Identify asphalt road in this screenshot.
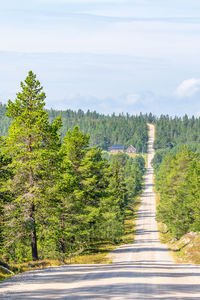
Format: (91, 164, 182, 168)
(1, 124, 200, 299)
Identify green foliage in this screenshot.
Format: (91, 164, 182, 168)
(0, 72, 146, 264)
(0, 103, 11, 136)
(0, 71, 61, 262)
(49, 111, 148, 152)
(109, 153, 145, 201)
(0, 105, 148, 153)
(156, 147, 200, 239)
(152, 115, 200, 241)
(98, 152, 145, 243)
(151, 114, 200, 172)
(154, 115, 200, 151)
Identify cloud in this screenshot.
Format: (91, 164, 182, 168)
(175, 78, 200, 98)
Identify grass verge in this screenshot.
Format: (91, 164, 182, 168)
(120, 197, 141, 245)
(158, 223, 200, 264)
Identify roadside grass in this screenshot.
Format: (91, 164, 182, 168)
(65, 242, 115, 265)
(158, 222, 200, 264)
(120, 197, 141, 245)
(0, 242, 115, 282)
(0, 271, 12, 282)
(0, 260, 64, 282)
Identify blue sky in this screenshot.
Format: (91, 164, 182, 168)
(1, 0, 200, 116)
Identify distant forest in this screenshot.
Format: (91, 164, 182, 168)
(152, 115, 200, 170)
(1, 102, 200, 157)
(0, 102, 148, 153)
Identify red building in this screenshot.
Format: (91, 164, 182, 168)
(126, 145, 136, 153)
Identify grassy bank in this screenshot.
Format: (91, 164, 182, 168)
(158, 223, 200, 264)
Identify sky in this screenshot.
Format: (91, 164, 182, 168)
(0, 0, 200, 116)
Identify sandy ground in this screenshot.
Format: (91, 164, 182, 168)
(1, 124, 200, 299)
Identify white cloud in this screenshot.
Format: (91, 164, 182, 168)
(175, 78, 200, 98)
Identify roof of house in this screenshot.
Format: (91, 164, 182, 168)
(127, 145, 136, 149)
(111, 145, 124, 150)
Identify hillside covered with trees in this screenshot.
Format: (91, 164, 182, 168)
(152, 115, 200, 170)
(0, 104, 148, 153)
(0, 72, 145, 263)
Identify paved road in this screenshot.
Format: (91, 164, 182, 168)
(1, 123, 200, 299)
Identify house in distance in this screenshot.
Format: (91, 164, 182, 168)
(126, 145, 136, 154)
(110, 145, 124, 153)
(110, 144, 136, 154)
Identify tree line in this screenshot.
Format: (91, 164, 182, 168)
(154, 114, 200, 150)
(152, 114, 200, 171)
(0, 71, 145, 263)
(0, 105, 148, 154)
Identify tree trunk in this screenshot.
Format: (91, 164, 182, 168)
(30, 202, 38, 261)
(60, 211, 66, 254)
(28, 136, 38, 261)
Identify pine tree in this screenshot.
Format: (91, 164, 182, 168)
(156, 147, 199, 238)
(53, 126, 111, 257)
(1, 71, 61, 261)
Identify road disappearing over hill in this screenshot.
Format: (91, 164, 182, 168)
(1, 123, 200, 299)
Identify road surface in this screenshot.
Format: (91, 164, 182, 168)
(1, 123, 200, 299)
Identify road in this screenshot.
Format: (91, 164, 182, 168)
(1, 123, 200, 299)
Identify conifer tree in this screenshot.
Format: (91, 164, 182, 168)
(156, 147, 199, 238)
(1, 71, 61, 261)
(53, 126, 111, 257)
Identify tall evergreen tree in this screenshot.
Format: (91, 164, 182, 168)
(1, 71, 61, 261)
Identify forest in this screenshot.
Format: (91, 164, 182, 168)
(0, 105, 148, 153)
(0, 72, 145, 263)
(152, 115, 200, 171)
(155, 146, 200, 239)
(153, 116, 200, 241)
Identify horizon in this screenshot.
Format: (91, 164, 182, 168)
(0, 99, 199, 119)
